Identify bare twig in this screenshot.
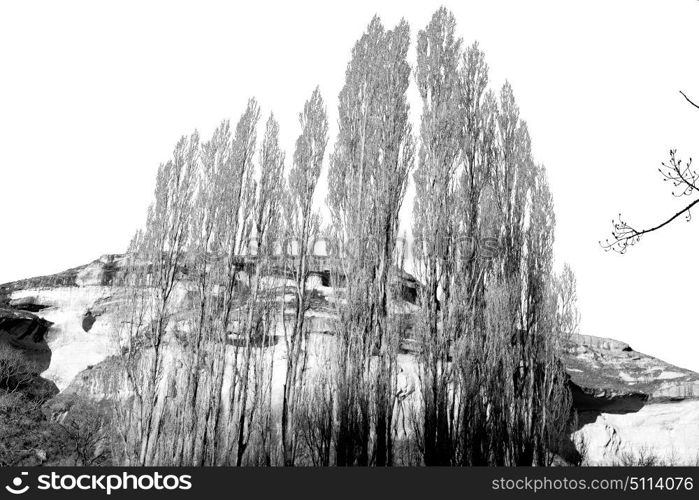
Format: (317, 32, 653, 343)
(601, 197, 699, 253)
(680, 90, 699, 111)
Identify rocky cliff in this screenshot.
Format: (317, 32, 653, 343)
(2, 255, 698, 465)
(565, 334, 699, 464)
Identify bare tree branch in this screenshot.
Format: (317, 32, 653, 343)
(680, 90, 699, 111)
(601, 197, 699, 253)
(602, 88, 699, 253)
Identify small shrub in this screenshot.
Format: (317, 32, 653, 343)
(56, 397, 112, 466)
(616, 446, 663, 466)
(0, 345, 35, 394)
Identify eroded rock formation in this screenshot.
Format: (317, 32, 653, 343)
(565, 333, 699, 464)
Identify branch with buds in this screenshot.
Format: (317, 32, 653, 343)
(601, 91, 698, 253)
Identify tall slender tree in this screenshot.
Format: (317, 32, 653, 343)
(413, 7, 463, 465)
(281, 87, 328, 465)
(328, 16, 414, 465)
(116, 131, 199, 466)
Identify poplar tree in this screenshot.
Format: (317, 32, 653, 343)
(413, 7, 463, 465)
(328, 16, 413, 465)
(117, 131, 199, 465)
(281, 87, 328, 465)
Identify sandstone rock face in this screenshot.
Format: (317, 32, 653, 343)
(565, 333, 699, 465)
(0, 307, 53, 371)
(8, 287, 117, 391)
(0, 308, 53, 344)
(565, 333, 699, 404)
(1, 257, 122, 391)
(2, 256, 698, 465)
(574, 401, 699, 465)
(0, 308, 59, 399)
(63, 355, 129, 401)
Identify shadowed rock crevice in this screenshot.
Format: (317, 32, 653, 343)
(0, 308, 53, 373)
(82, 311, 96, 332)
(8, 296, 51, 313)
(569, 381, 648, 415)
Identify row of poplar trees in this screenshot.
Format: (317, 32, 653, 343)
(113, 7, 578, 466)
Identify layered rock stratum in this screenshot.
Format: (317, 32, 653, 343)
(566, 334, 699, 464)
(2, 255, 698, 465)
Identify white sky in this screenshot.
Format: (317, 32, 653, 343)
(1, 0, 698, 371)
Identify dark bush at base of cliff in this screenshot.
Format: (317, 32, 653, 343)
(0, 392, 65, 466)
(0, 390, 113, 466)
(0, 344, 112, 466)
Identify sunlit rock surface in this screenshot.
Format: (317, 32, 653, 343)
(565, 333, 699, 464)
(0, 255, 124, 391)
